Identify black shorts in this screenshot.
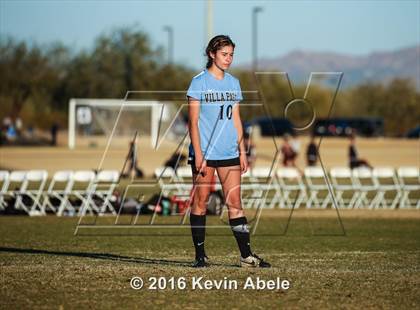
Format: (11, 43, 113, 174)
(188, 156, 240, 173)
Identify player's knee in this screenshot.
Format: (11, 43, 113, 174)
(226, 196, 241, 209)
(191, 206, 206, 216)
(228, 206, 243, 218)
(226, 197, 243, 216)
(193, 193, 209, 210)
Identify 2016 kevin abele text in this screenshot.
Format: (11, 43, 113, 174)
(139, 276, 290, 291)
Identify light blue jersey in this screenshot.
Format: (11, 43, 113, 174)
(187, 69, 243, 160)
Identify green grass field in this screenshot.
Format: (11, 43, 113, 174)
(1, 210, 419, 309)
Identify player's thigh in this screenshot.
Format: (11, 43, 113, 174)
(191, 166, 216, 202)
(216, 165, 242, 206)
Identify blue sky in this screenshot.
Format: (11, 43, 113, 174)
(1, 0, 419, 70)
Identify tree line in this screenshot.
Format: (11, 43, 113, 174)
(1, 27, 418, 136)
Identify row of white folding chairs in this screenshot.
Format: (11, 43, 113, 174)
(329, 166, 419, 209)
(0, 170, 119, 216)
(154, 166, 305, 209)
(154, 166, 419, 209)
(256, 166, 419, 209)
(154, 166, 219, 197)
(271, 166, 418, 209)
(154, 166, 301, 209)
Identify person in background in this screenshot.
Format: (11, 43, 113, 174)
(280, 134, 297, 167)
(243, 131, 256, 172)
(2, 117, 12, 129)
(306, 135, 318, 166)
(349, 134, 372, 169)
(164, 151, 186, 173)
(290, 133, 301, 160)
(15, 117, 23, 138)
(51, 123, 59, 146)
(6, 124, 17, 141)
(123, 137, 144, 178)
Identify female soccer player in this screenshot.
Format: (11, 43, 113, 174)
(187, 35, 271, 268)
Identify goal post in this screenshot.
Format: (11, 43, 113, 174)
(68, 98, 184, 149)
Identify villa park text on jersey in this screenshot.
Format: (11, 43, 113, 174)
(204, 91, 239, 103)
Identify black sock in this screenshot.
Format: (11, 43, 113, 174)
(229, 217, 252, 258)
(190, 213, 206, 259)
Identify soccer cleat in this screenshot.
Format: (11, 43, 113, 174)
(240, 253, 271, 268)
(192, 255, 209, 268)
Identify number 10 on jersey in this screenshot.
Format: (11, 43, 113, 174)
(219, 104, 233, 120)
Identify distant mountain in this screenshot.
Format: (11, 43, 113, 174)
(240, 45, 420, 89)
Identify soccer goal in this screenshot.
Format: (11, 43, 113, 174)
(68, 98, 187, 149)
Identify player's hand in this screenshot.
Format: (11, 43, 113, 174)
(240, 153, 248, 175)
(196, 156, 207, 177)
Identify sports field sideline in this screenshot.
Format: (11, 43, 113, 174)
(0, 136, 418, 176)
(1, 209, 419, 308)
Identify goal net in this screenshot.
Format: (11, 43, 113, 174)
(68, 98, 187, 149)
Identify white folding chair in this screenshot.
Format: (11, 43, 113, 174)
(276, 168, 307, 208)
(154, 166, 182, 197)
(237, 170, 259, 209)
(352, 167, 377, 209)
(372, 167, 401, 209)
(74, 170, 97, 216)
(42, 170, 74, 214)
(178, 166, 224, 211)
(213, 169, 223, 192)
(0, 171, 10, 210)
(397, 167, 420, 208)
(304, 166, 332, 209)
(249, 167, 280, 209)
(14, 170, 48, 215)
(176, 166, 195, 196)
(4, 171, 27, 211)
(57, 170, 95, 216)
(92, 170, 119, 215)
(330, 167, 358, 209)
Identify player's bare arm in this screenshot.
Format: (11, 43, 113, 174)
(233, 103, 248, 174)
(188, 97, 206, 176)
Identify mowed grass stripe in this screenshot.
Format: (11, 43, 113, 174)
(0, 212, 419, 309)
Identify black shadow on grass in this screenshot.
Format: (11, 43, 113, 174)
(0, 246, 238, 268)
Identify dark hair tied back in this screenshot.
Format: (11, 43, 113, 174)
(205, 35, 235, 69)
